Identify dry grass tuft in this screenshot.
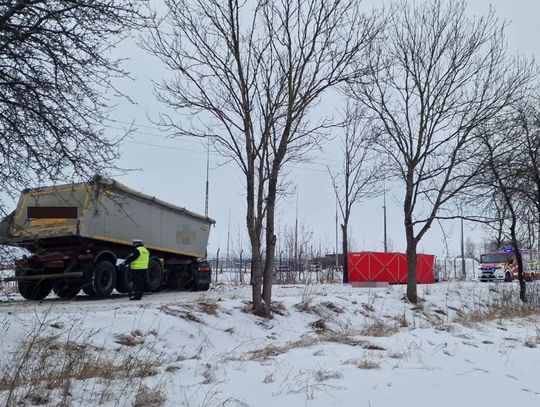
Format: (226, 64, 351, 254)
(295, 300, 316, 313)
(161, 305, 203, 323)
(249, 337, 318, 360)
(315, 370, 342, 382)
(388, 350, 407, 359)
(359, 319, 398, 337)
(270, 301, 288, 316)
(133, 384, 166, 407)
(357, 359, 381, 369)
(321, 301, 344, 314)
(201, 363, 215, 384)
(362, 343, 386, 351)
(114, 332, 145, 347)
(344, 357, 381, 369)
(249, 344, 284, 360)
(197, 300, 218, 316)
(310, 318, 328, 333)
(524, 338, 537, 348)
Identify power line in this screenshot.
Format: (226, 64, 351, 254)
(107, 119, 344, 164)
(123, 139, 338, 174)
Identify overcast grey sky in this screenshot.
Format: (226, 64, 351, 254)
(103, 0, 540, 259)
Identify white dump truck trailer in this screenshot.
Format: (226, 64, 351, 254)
(0, 177, 215, 300)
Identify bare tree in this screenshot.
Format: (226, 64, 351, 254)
(329, 110, 381, 283)
(0, 1, 147, 199)
(476, 120, 530, 301)
(514, 100, 540, 246)
(143, 0, 383, 315)
(347, 0, 533, 303)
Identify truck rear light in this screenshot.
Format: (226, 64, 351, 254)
(199, 265, 211, 272)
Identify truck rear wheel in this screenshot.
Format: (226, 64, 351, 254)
(115, 267, 132, 294)
(53, 283, 81, 299)
(18, 277, 53, 301)
(197, 283, 210, 291)
(87, 260, 116, 298)
(145, 259, 163, 292)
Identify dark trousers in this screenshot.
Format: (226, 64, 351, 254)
(131, 268, 146, 299)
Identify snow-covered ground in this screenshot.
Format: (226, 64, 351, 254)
(1, 281, 540, 406)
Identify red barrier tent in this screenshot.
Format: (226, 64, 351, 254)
(348, 252, 435, 284)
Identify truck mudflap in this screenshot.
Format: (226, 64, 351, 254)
(164, 259, 211, 291)
(195, 260, 211, 291)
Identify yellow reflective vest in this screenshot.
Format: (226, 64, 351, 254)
(130, 246, 150, 270)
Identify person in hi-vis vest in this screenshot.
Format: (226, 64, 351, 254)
(120, 239, 149, 300)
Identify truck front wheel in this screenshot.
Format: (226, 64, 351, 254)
(18, 276, 53, 301)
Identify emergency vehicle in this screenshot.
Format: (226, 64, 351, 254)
(478, 247, 540, 282)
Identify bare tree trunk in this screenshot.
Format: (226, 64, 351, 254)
(250, 241, 264, 312)
(247, 159, 264, 313)
(262, 176, 278, 313)
(341, 223, 349, 284)
(404, 173, 417, 303)
(406, 238, 418, 303)
(509, 208, 527, 302)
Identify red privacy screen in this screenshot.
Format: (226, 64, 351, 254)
(348, 252, 435, 284)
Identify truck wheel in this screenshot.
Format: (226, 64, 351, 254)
(91, 260, 117, 298)
(197, 283, 210, 291)
(53, 283, 81, 299)
(145, 259, 163, 292)
(18, 278, 53, 301)
(82, 284, 98, 298)
(504, 272, 512, 282)
(115, 267, 132, 294)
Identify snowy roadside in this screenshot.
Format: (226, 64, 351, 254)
(1, 281, 540, 406)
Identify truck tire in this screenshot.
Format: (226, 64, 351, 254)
(504, 272, 512, 282)
(53, 283, 81, 299)
(18, 278, 53, 301)
(197, 283, 210, 291)
(115, 267, 132, 294)
(144, 259, 163, 292)
(90, 260, 117, 298)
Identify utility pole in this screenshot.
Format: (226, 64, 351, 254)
(226, 211, 230, 272)
(335, 197, 339, 270)
(295, 186, 298, 272)
(205, 138, 210, 217)
(460, 206, 466, 279)
(383, 181, 388, 252)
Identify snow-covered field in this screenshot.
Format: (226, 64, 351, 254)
(1, 281, 540, 406)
